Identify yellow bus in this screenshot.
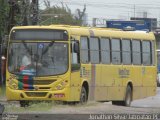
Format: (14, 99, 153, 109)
(6, 25, 157, 107)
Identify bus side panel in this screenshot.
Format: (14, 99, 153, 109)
(122, 65, 133, 99)
(99, 65, 115, 101)
(88, 64, 109, 101)
(80, 64, 93, 101)
(142, 66, 157, 97)
(70, 71, 81, 102)
(130, 66, 142, 100)
(94, 64, 105, 101)
(107, 65, 124, 101)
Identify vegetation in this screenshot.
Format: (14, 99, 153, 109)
(0, 0, 86, 40)
(40, 0, 86, 26)
(0, 0, 9, 39)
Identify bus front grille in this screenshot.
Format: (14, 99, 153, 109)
(34, 80, 56, 85)
(25, 92, 47, 97)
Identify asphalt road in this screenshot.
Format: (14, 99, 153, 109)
(131, 87, 160, 108)
(1, 88, 160, 120)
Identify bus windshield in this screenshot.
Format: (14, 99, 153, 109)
(8, 42, 68, 76)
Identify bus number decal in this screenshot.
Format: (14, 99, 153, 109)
(80, 67, 91, 78)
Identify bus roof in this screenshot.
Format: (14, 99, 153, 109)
(12, 25, 155, 41)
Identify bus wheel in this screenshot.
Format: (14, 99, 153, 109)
(20, 101, 29, 107)
(122, 85, 132, 107)
(80, 86, 88, 104)
(112, 86, 132, 107)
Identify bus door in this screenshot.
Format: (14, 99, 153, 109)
(70, 40, 81, 101)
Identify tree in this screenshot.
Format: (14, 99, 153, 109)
(40, 0, 86, 26)
(75, 4, 86, 21)
(0, 0, 9, 40)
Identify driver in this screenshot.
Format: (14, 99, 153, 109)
(20, 55, 31, 71)
(20, 54, 42, 71)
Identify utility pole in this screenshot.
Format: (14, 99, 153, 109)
(0, 0, 7, 103)
(134, 4, 136, 18)
(0, 0, 5, 82)
(0, 0, 8, 57)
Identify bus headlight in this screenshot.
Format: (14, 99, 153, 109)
(8, 79, 18, 90)
(61, 80, 68, 86)
(56, 85, 62, 90)
(55, 80, 68, 90)
(12, 83, 18, 90)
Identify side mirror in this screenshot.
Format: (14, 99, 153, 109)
(73, 42, 79, 53)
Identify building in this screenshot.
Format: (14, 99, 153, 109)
(106, 20, 148, 31)
(106, 17, 157, 32)
(130, 17, 157, 31)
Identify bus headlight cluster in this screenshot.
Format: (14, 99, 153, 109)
(56, 85, 62, 90)
(8, 79, 18, 90)
(12, 83, 18, 90)
(55, 80, 68, 90)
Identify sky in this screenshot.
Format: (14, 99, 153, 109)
(39, 0, 160, 25)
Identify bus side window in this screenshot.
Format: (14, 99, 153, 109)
(111, 39, 121, 64)
(80, 37, 89, 63)
(142, 41, 151, 65)
(89, 37, 100, 64)
(151, 41, 155, 65)
(122, 39, 131, 65)
(100, 38, 110, 64)
(132, 40, 141, 65)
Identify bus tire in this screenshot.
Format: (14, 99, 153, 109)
(112, 86, 132, 107)
(20, 101, 29, 107)
(122, 85, 132, 107)
(80, 86, 88, 104)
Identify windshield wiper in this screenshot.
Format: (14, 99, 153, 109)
(22, 40, 32, 55)
(42, 41, 55, 55)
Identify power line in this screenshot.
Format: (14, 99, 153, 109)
(48, 0, 160, 10)
(39, 0, 160, 25)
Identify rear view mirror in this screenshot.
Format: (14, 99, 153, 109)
(73, 41, 79, 53)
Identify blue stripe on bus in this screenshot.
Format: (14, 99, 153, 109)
(28, 76, 34, 90)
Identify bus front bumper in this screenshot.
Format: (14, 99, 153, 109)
(6, 87, 70, 101)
